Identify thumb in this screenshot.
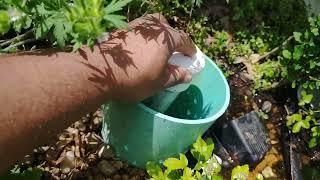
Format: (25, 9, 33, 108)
(162, 64, 192, 89)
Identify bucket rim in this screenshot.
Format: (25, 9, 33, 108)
(137, 56, 230, 125)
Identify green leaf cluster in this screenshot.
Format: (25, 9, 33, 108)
(281, 16, 320, 89)
(0, 0, 131, 51)
(146, 136, 250, 180)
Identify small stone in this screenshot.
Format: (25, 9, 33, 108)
(52, 167, 60, 175)
(262, 166, 277, 179)
(98, 145, 115, 160)
(262, 101, 272, 113)
(112, 161, 123, 170)
(93, 117, 102, 125)
(90, 167, 100, 176)
(97, 160, 117, 177)
(269, 132, 277, 140)
(74, 121, 86, 132)
(266, 123, 274, 130)
(81, 116, 90, 123)
(66, 151, 75, 161)
(60, 164, 71, 174)
(129, 168, 139, 176)
(138, 169, 146, 177)
(94, 173, 105, 180)
(123, 162, 129, 169)
(113, 174, 121, 180)
(40, 146, 50, 152)
(121, 174, 129, 180)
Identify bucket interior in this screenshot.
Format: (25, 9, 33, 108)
(141, 56, 230, 122)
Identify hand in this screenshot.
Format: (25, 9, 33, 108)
(95, 13, 196, 102)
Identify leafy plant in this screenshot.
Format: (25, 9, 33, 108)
(0, 166, 43, 180)
(281, 16, 320, 89)
(286, 90, 320, 148)
(253, 60, 285, 91)
(146, 136, 249, 180)
(0, 0, 131, 52)
(231, 165, 249, 180)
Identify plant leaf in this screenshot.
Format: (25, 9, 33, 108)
(293, 32, 302, 42)
(146, 161, 166, 179)
(191, 136, 214, 162)
(292, 121, 303, 133)
(104, 14, 128, 29)
(104, 0, 132, 14)
(181, 168, 193, 180)
(282, 50, 292, 59)
(293, 45, 303, 60)
(309, 137, 318, 148)
(163, 153, 188, 172)
(231, 165, 249, 180)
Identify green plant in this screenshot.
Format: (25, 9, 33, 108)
(0, 165, 43, 180)
(281, 16, 320, 89)
(146, 136, 250, 180)
(231, 165, 249, 180)
(253, 60, 285, 91)
(286, 90, 320, 148)
(0, 0, 131, 52)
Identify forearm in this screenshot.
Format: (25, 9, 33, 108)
(0, 45, 117, 170)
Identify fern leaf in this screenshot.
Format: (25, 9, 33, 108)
(104, 0, 132, 14)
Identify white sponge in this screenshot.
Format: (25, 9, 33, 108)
(166, 46, 205, 92)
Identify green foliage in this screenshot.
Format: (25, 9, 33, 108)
(253, 60, 285, 91)
(0, 10, 10, 34)
(230, 0, 308, 35)
(281, 16, 320, 89)
(146, 136, 249, 180)
(0, 166, 43, 180)
(231, 165, 249, 180)
(309, 126, 320, 148)
(0, 0, 131, 51)
(286, 90, 320, 148)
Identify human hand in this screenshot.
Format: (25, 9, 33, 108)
(95, 13, 196, 102)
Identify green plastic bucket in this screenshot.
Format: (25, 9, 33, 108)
(101, 56, 230, 168)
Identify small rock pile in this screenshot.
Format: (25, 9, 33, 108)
(22, 109, 147, 179)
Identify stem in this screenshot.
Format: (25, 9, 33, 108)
(257, 36, 293, 62)
(0, 30, 33, 47)
(309, 76, 320, 81)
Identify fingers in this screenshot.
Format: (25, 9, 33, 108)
(171, 30, 197, 57)
(128, 13, 169, 28)
(162, 64, 192, 89)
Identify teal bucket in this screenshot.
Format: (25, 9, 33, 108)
(101, 56, 230, 168)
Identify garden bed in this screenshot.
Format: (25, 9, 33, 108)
(1, 0, 320, 179)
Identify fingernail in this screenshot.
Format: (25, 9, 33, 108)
(183, 73, 192, 83)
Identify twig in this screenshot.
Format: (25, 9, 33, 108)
(0, 30, 33, 47)
(257, 35, 294, 62)
(1, 38, 37, 52)
(309, 76, 320, 81)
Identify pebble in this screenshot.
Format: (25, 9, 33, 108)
(66, 151, 75, 161)
(98, 145, 115, 160)
(51, 167, 60, 176)
(74, 121, 86, 132)
(121, 174, 130, 180)
(113, 174, 121, 180)
(262, 101, 272, 113)
(262, 166, 277, 179)
(60, 164, 71, 174)
(112, 161, 123, 170)
(97, 160, 117, 177)
(94, 173, 105, 180)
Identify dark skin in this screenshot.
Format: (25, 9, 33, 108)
(0, 14, 196, 171)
